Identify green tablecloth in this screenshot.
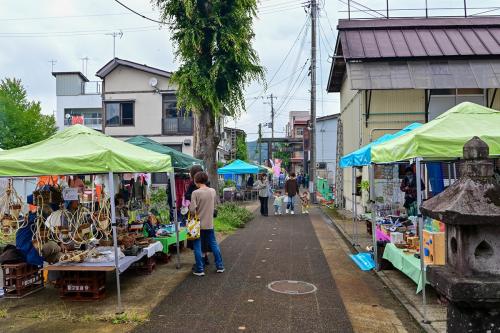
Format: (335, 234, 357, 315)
(382, 243, 425, 293)
(154, 229, 188, 254)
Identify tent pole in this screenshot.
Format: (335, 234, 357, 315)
(448, 162, 451, 187)
(369, 164, 378, 270)
(453, 162, 457, 184)
(22, 178, 27, 202)
(109, 172, 123, 314)
(169, 173, 181, 269)
(352, 167, 357, 246)
(416, 158, 428, 324)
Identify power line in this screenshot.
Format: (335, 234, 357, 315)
(0, 26, 161, 38)
(246, 15, 309, 110)
(113, 0, 164, 24)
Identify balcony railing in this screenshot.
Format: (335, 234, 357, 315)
(162, 117, 193, 135)
(65, 117, 102, 129)
(81, 81, 102, 95)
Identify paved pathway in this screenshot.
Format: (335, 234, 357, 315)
(135, 206, 354, 333)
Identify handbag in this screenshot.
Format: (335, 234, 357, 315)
(186, 213, 200, 240)
(283, 196, 290, 203)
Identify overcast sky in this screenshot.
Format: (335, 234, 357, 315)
(1, 0, 497, 141)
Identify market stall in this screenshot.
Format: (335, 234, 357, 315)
(371, 102, 500, 321)
(0, 125, 177, 310)
(339, 123, 422, 246)
(218, 160, 260, 201)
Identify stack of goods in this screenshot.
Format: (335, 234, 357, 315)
(422, 217, 445, 265)
(0, 181, 25, 238)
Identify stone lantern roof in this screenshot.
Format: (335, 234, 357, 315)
(421, 137, 500, 225)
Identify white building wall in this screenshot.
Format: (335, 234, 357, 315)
(316, 117, 338, 184)
(102, 65, 193, 155)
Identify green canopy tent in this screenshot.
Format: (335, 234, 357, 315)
(0, 125, 176, 312)
(125, 136, 202, 171)
(371, 102, 500, 163)
(371, 102, 500, 322)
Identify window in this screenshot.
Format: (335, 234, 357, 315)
(105, 102, 134, 126)
(296, 127, 304, 136)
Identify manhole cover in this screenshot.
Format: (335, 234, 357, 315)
(267, 280, 317, 295)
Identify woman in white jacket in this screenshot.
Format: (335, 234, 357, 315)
(254, 173, 270, 217)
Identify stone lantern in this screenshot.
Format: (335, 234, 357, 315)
(421, 137, 500, 333)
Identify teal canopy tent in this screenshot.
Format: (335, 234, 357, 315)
(339, 122, 422, 168)
(218, 160, 259, 175)
(126, 136, 202, 171)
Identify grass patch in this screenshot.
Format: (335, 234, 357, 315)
(101, 312, 149, 325)
(0, 308, 7, 319)
(214, 202, 254, 233)
(323, 206, 346, 221)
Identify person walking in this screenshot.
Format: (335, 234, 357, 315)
(184, 165, 210, 266)
(285, 172, 299, 214)
(189, 171, 225, 276)
(254, 173, 270, 217)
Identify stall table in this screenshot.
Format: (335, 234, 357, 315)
(154, 228, 187, 254)
(382, 243, 425, 293)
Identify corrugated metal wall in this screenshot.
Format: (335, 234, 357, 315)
(56, 74, 83, 96)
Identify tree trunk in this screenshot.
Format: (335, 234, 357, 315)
(194, 110, 220, 193)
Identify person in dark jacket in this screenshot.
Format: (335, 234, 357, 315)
(400, 166, 425, 217)
(246, 175, 254, 188)
(285, 172, 299, 214)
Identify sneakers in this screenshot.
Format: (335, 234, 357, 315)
(216, 268, 225, 273)
(286, 209, 289, 214)
(193, 271, 205, 277)
(291, 211, 295, 215)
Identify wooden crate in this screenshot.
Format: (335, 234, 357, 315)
(132, 256, 156, 275)
(423, 230, 445, 265)
(58, 271, 106, 301)
(2, 263, 44, 298)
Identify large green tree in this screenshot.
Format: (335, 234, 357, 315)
(0, 78, 57, 149)
(156, 0, 264, 190)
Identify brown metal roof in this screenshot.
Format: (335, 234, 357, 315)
(328, 17, 500, 92)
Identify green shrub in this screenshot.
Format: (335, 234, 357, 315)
(214, 202, 253, 232)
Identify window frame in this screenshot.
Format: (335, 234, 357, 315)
(105, 101, 135, 127)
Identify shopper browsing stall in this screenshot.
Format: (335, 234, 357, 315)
(189, 171, 224, 276)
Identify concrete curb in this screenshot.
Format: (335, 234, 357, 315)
(319, 208, 439, 333)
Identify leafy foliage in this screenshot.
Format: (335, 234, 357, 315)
(149, 188, 170, 223)
(214, 202, 253, 232)
(0, 78, 57, 149)
(235, 133, 248, 161)
(155, 0, 265, 117)
(274, 143, 291, 170)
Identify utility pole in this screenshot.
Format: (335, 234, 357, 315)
(265, 94, 278, 139)
(48, 59, 57, 72)
(105, 31, 123, 58)
(258, 123, 263, 165)
(310, 0, 317, 203)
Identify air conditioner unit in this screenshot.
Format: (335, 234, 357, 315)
(316, 162, 327, 169)
(183, 139, 192, 146)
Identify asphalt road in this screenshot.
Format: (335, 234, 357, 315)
(134, 205, 354, 333)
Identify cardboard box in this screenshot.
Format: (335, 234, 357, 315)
(390, 232, 404, 244)
(423, 230, 445, 265)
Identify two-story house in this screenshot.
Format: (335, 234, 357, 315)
(315, 114, 339, 184)
(96, 58, 194, 155)
(286, 111, 309, 174)
(52, 72, 102, 131)
(327, 16, 500, 211)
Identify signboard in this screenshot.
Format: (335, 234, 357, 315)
(62, 188, 79, 201)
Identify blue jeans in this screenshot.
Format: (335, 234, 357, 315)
(287, 195, 295, 211)
(193, 229, 224, 273)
